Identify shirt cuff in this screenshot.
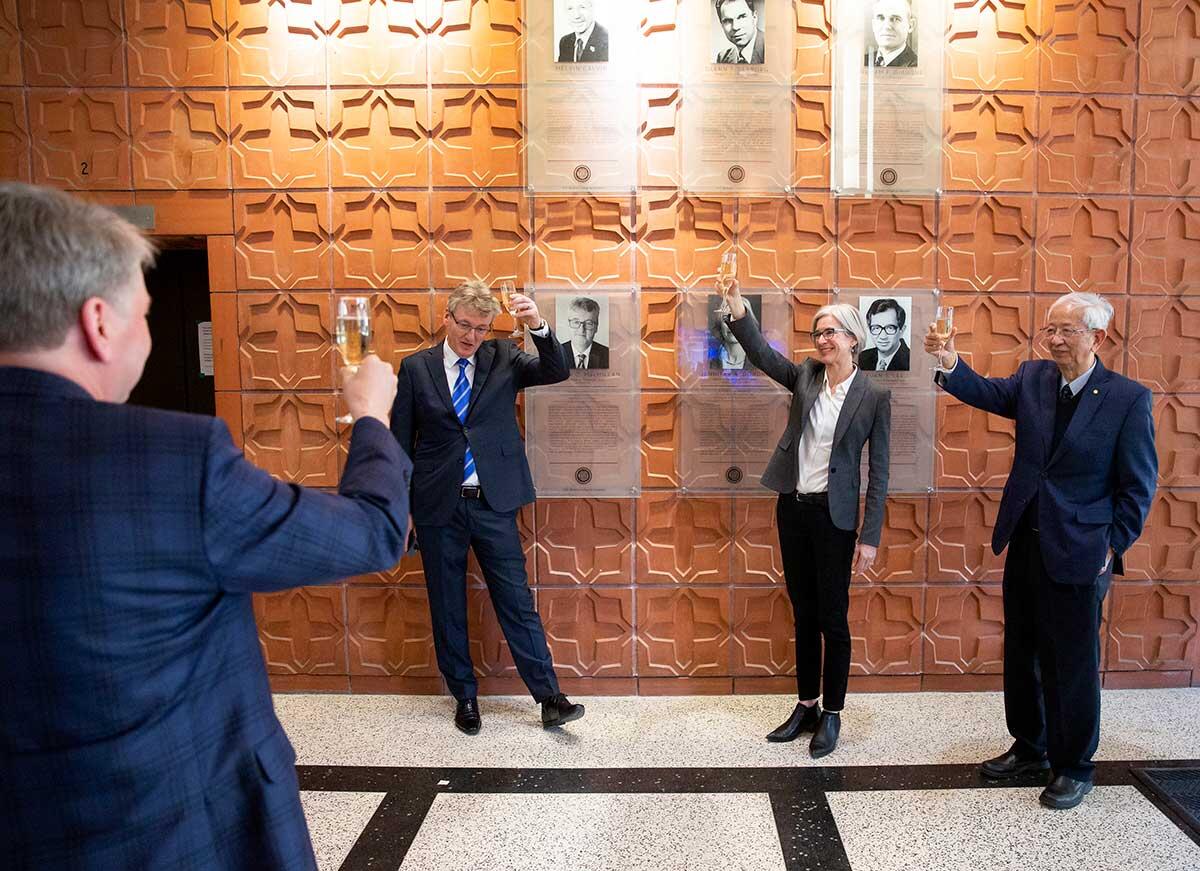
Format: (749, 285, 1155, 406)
(934, 357, 958, 375)
(528, 322, 550, 337)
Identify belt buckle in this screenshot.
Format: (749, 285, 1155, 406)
(461, 485, 481, 499)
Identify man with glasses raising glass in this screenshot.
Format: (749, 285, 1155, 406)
(391, 280, 584, 735)
(924, 291, 1156, 811)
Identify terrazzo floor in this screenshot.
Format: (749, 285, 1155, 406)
(281, 689, 1200, 870)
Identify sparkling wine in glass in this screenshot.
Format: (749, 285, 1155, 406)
(335, 296, 371, 424)
(716, 250, 737, 316)
(934, 305, 954, 345)
(499, 280, 523, 338)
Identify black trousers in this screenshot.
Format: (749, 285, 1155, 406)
(1003, 516, 1110, 782)
(776, 493, 858, 711)
(417, 497, 559, 703)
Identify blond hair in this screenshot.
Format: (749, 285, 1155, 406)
(446, 279, 502, 318)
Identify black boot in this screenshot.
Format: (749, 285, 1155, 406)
(809, 711, 841, 759)
(766, 702, 821, 742)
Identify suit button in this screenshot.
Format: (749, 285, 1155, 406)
(830, 467, 837, 474)
(463, 427, 469, 436)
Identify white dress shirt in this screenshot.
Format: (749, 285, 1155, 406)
(795, 367, 857, 494)
(571, 344, 592, 368)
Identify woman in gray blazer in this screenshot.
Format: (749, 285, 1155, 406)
(722, 284, 891, 758)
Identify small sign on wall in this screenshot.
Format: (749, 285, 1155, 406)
(197, 321, 213, 377)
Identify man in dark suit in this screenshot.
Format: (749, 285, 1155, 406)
(562, 296, 609, 370)
(0, 182, 411, 869)
(715, 0, 766, 64)
(927, 292, 1157, 810)
(859, 297, 911, 372)
(557, 0, 608, 62)
(865, 0, 918, 67)
(391, 280, 584, 735)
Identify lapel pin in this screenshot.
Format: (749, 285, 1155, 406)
(1092, 388, 1099, 395)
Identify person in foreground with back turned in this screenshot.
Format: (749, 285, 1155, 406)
(924, 292, 1156, 810)
(0, 182, 412, 870)
(720, 278, 891, 758)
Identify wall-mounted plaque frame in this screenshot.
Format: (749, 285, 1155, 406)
(678, 389, 792, 492)
(530, 286, 641, 390)
(526, 388, 641, 496)
(680, 84, 794, 194)
(677, 287, 793, 389)
(682, 0, 795, 85)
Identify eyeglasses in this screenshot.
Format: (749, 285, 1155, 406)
(568, 318, 598, 330)
(448, 313, 493, 337)
(810, 327, 853, 343)
(868, 324, 900, 336)
(1038, 326, 1094, 339)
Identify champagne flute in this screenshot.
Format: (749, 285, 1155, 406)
(715, 250, 737, 316)
(334, 296, 371, 425)
(499, 280, 523, 338)
(934, 304, 954, 347)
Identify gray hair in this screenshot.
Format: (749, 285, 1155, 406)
(1050, 292, 1114, 331)
(446, 279, 501, 318)
(0, 182, 156, 353)
(813, 303, 869, 359)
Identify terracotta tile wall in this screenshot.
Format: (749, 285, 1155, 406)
(2, 0, 1197, 694)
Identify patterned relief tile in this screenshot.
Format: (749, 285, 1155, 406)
(540, 588, 635, 678)
(0, 0, 18, 85)
(941, 294, 1034, 378)
(1033, 294, 1127, 373)
(1038, 97, 1134, 194)
(426, 0, 520, 85)
(29, 90, 130, 190)
(242, 393, 340, 486)
(227, 0, 326, 86)
(1107, 582, 1200, 670)
(238, 292, 334, 390)
(1154, 394, 1200, 487)
(330, 88, 430, 187)
(431, 191, 530, 286)
(928, 492, 1007, 583)
(130, 91, 232, 190)
(635, 588, 731, 677)
(641, 292, 683, 389)
(126, 0, 229, 86)
(535, 499, 634, 586)
(254, 586, 347, 674)
(332, 190, 431, 289)
(946, 0, 1040, 90)
(429, 87, 522, 186)
(467, 586, 520, 678)
(1127, 296, 1200, 392)
(19, 0, 124, 86)
(1039, 0, 1138, 93)
(231, 90, 330, 189)
(738, 195, 835, 290)
(793, 0, 832, 86)
(944, 93, 1038, 193)
(1134, 98, 1200, 198)
(641, 393, 680, 487)
(939, 196, 1034, 292)
(837, 198, 937, 289)
(235, 192, 332, 290)
(1034, 196, 1130, 295)
(327, 0, 427, 85)
(923, 585, 1005, 674)
(1130, 198, 1200, 296)
(731, 587, 795, 676)
(639, 87, 682, 188)
(1123, 491, 1200, 582)
(793, 88, 830, 188)
(848, 586, 924, 675)
(860, 498, 929, 584)
(635, 494, 732, 584)
(936, 395, 1016, 489)
(1138, 0, 1200, 96)
(732, 497, 784, 585)
(368, 292, 436, 370)
(346, 587, 439, 677)
(0, 88, 29, 181)
(534, 196, 634, 287)
(636, 192, 735, 287)
(637, 0, 683, 84)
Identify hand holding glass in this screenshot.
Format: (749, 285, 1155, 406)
(934, 305, 954, 345)
(335, 296, 371, 424)
(499, 281, 523, 338)
(716, 250, 737, 316)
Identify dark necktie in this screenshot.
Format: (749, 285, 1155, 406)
(737, 53, 748, 64)
(1059, 384, 1073, 404)
(875, 54, 884, 67)
(575, 38, 583, 61)
(577, 354, 586, 368)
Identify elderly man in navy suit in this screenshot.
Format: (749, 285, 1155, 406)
(391, 280, 584, 735)
(926, 292, 1156, 810)
(0, 182, 411, 869)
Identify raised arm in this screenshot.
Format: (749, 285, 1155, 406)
(727, 309, 800, 392)
(514, 325, 570, 389)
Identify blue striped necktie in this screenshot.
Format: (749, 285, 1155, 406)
(452, 358, 475, 482)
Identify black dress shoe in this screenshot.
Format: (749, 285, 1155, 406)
(809, 711, 841, 759)
(1040, 774, 1093, 809)
(541, 693, 585, 728)
(979, 748, 1051, 780)
(766, 702, 822, 742)
(454, 698, 481, 735)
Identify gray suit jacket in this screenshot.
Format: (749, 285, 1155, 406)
(729, 313, 891, 546)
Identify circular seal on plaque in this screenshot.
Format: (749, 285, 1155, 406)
(725, 466, 744, 484)
(727, 165, 746, 184)
(879, 167, 898, 186)
(573, 164, 592, 183)
(574, 467, 593, 485)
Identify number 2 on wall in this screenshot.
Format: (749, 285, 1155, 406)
(80, 161, 89, 176)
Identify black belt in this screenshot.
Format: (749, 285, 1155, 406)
(460, 485, 483, 500)
(792, 491, 828, 505)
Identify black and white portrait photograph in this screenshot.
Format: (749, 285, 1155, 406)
(555, 0, 609, 63)
(863, 0, 918, 68)
(707, 293, 762, 372)
(859, 296, 912, 372)
(712, 0, 765, 65)
(557, 295, 610, 370)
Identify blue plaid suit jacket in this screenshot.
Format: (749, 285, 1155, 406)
(0, 367, 411, 870)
